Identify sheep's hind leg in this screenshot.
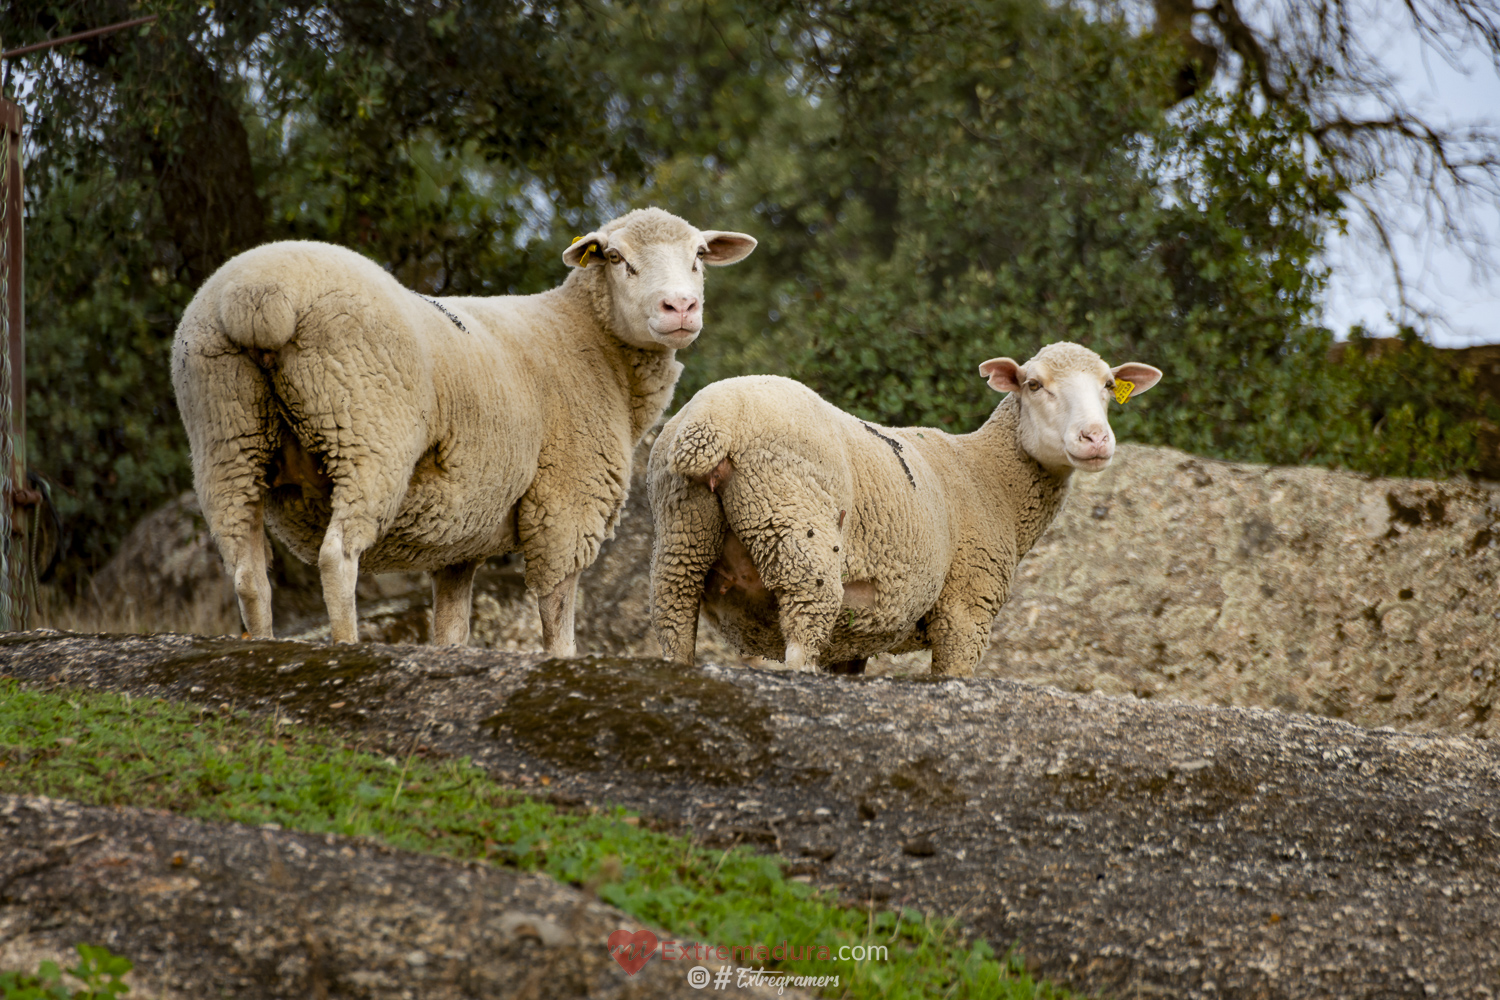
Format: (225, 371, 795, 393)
(718, 463, 843, 675)
(539, 571, 581, 658)
(319, 519, 374, 643)
(181, 346, 276, 638)
(431, 559, 481, 645)
(926, 602, 990, 677)
(650, 478, 726, 665)
(779, 594, 841, 673)
(222, 501, 274, 639)
(774, 587, 846, 671)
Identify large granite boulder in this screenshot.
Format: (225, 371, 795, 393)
(3, 632, 1499, 1000)
(983, 444, 1500, 739)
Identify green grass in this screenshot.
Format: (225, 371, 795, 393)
(0, 944, 131, 999)
(0, 680, 1079, 999)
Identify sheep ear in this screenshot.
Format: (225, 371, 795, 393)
(563, 232, 607, 268)
(700, 231, 757, 265)
(1110, 363, 1162, 395)
(979, 358, 1024, 393)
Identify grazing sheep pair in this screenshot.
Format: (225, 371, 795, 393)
(173, 206, 1160, 677)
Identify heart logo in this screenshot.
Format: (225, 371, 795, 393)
(607, 929, 659, 976)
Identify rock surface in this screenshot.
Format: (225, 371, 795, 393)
(77, 492, 240, 636)
(982, 444, 1500, 739)
(0, 793, 805, 999)
(4, 631, 1499, 1000)
(62, 441, 1500, 737)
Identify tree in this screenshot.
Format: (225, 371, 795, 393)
(5, 0, 1492, 590)
(664, 0, 1488, 474)
(5, 0, 634, 585)
(1149, 0, 1500, 321)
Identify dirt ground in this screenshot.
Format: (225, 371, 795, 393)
(0, 792, 810, 1000)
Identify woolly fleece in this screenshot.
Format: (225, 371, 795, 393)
(648, 343, 1150, 675)
(172, 208, 753, 647)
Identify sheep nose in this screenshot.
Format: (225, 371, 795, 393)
(1079, 427, 1108, 445)
(660, 295, 700, 317)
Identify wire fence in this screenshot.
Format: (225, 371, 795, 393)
(0, 17, 160, 630)
(0, 106, 13, 629)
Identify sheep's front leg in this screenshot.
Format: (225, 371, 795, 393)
(539, 571, 582, 658)
(926, 601, 992, 677)
(431, 559, 482, 645)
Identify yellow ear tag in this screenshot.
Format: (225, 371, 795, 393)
(570, 236, 599, 268)
(1114, 379, 1135, 405)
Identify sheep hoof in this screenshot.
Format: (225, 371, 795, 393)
(783, 642, 817, 673)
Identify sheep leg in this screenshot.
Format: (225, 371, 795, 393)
(778, 589, 843, 673)
(431, 559, 482, 645)
(539, 570, 581, 658)
(318, 521, 369, 643)
(927, 603, 990, 677)
(229, 507, 274, 639)
(783, 640, 817, 673)
(717, 462, 843, 674)
(648, 478, 725, 665)
(174, 339, 278, 638)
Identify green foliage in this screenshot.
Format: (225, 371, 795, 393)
(8, 0, 1493, 587)
(646, 2, 1490, 481)
(1329, 327, 1490, 478)
(0, 680, 1078, 999)
(705, 11, 1406, 472)
(23, 168, 194, 582)
(0, 944, 132, 1000)
(10, 0, 633, 586)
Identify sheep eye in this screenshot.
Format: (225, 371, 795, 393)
(1025, 379, 1042, 391)
(697, 246, 708, 258)
(605, 248, 623, 265)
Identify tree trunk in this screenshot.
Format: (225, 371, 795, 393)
(21, 1, 265, 283)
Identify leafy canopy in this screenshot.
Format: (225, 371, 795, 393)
(4, 0, 1489, 587)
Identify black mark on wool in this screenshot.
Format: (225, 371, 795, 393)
(862, 423, 915, 489)
(414, 293, 470, 334)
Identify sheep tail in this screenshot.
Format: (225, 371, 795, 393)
(668, 415, 735, 489)
(215, 281, 301, 351)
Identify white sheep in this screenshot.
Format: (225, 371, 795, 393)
(647, 342, 1162, 675)
(171, 208, 756, 649)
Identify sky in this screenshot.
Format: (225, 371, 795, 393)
(1320, 17, 1500, 347)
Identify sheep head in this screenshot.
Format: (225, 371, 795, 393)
(562, 207, 756, 350)
(979, 342, 1162, 473)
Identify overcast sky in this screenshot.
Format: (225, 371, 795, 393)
(1320, 18, 1500, 347)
